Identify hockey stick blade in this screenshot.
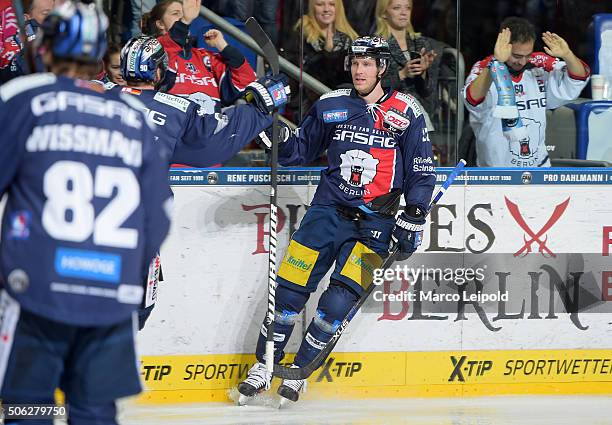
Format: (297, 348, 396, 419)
(273, 160, 467, 380)
(245, 17, 279, 75)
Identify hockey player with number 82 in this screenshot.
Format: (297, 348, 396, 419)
(238, 36, 436, 404)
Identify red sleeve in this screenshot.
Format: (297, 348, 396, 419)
(530, 51, 590, 80)
(209, 51, 255, 91)
(464, 55, 493, 107)
(158, 34, 181, 56)
(567, 60, 590, 81)
(465, 85, 486, 106)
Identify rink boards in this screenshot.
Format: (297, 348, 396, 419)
(137, 167, 612, 402)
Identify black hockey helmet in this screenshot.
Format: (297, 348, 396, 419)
(346, 36, 391, 72)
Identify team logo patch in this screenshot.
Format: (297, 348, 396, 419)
(186, 62, 198, 74)
(507, 117, 542, 165)
(8, 211, 31, 239)
(277, 240, 319, 286)
(323, 109, 348, 123)
(270, 83, 288, 106)
(383, 107, 410, 133)
(339, 149, 379, 187)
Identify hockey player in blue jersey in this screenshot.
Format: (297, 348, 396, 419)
(113, 35, 290, 329)
(238, 36, 436, 403)
(0, 2, 172, 423)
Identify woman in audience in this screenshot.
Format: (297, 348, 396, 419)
(103, 43, 126, 86)
(376, 0, 438, 125)
(285, 0, 358, 118)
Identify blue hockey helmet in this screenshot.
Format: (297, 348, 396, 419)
(41, 1, 108, 63)
(120, 35, 168, 83)
(347, 36, 391, 71)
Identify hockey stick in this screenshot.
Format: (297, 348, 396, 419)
(245, 17, 280, 378)
(273, 159, 467, 380)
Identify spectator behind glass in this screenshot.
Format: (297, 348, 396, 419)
(0, 0, 53, 83)
(345, 0, 376, 38)
(24, 0, 54, 33)
(285, 0, 357, 113)
(130, 0, 156, 37)
(103, 44, 126, 85)
(215, 0, 279, 45)
(462, 17, 589, 167)
(142, 0, 256, 110)
(375, 0, 437, 127)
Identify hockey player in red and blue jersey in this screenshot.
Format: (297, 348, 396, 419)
(0, 2, 172, 423)
(113, 35, 290, 329)
(238, 36, 436, 404)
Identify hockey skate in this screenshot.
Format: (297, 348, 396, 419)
(277, 365, 307, 404)
(237, 362, 271, 405)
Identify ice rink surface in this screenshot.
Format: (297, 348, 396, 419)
(118, 396, 612, 425)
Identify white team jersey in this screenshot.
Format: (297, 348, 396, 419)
(463, 54, 590, 167)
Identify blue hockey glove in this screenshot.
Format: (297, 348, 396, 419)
(244, 74, 291, 115)
(255, 120, 293, 150)
(390, 206, 426, 260)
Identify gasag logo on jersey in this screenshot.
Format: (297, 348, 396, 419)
(323, 109, 348, 123)
(516, 97, 546, 110)
(340, 149, 379, 187)
(383, 107, 410, 133)
(31, 92, 142, 129)
(8, 210, 31, 239)
(54, 247, 122, 283)
(144, 108, 167, 125)
(333, 124, 396, 148)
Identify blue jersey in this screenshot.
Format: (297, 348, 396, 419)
(105, 84, 272, 167)
(279, 89, 436, 212)
(0, 74, 172, 326)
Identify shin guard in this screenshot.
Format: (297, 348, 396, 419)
(293, 282, 358, 368)
(255, 285, 309, 363)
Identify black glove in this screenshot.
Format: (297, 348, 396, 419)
(255, 120, 293, 150)
(244, 74, 291, 115)
(390, 206, 426, 260)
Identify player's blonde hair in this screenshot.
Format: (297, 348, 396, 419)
(295, 0, 359, 45)
(375, 0, 419, 40)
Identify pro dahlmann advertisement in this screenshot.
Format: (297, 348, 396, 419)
(137, 168, 612, 402)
